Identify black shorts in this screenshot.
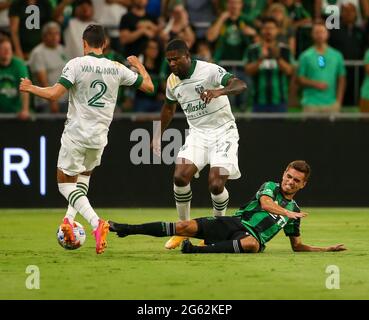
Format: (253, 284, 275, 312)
(194, 216, 251, 245)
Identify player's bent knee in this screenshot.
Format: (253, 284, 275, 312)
(175, 220, 196, 236)
(174, 173, 191, 187)
(208, 182, 224, 195)
(240, 236, 260, 253)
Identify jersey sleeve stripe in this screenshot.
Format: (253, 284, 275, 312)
(221, 72, 234, 86)
(132, 74, 143, 88)
(58, 77, 73, 89)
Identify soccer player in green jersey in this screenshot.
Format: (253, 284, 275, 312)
(109, 160, 346, 254)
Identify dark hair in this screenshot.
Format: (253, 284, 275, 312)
(166, 39, 189, 54)
(75, 0, 92, 7)
(286, 160, 311, 181)
(0, 34, 11, 46)
(261, 16, 278, 27)
(82, 24, 106, 48)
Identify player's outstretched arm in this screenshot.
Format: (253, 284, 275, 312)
(289, 236, 347, 252)
(260, 195, 308, 219)
(200, 77, 247, 104)
(19, 78, 67, 101)
(126, 56, 154, 93)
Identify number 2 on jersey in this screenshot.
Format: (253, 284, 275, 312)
(88, 80, 107, 108)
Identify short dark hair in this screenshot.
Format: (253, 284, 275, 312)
(166, 39, 189, 54)
(0, 34, 11, 46)
(286, 160, 311, 181)
(261, 16, 278, 27)
(82, 24, 106, 48)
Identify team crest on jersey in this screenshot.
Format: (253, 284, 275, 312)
(195, 85, 205, 95)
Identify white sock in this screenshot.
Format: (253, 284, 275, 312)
(174, 184, 192, 221)
(64, 175, 90, 223)
(211, 188, 229, 217)
(58, 183, 99, 230)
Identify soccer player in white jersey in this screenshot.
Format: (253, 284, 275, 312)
(20, 24, 154, 254)
(152, 39, 247, 249)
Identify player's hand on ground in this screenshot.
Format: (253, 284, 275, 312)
(200, 90, 222, 104)
(327, 244, 347, 252)
(286, 210, 308, 219)
(19, 78, 33, 92)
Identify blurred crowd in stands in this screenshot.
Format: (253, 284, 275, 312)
(0, 0, 369, 119)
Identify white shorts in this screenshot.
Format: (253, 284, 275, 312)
(57, 134, 104, 176)
(176, 125, 241, 180)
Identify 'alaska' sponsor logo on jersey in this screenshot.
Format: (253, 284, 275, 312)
(81, 65, 119, 75)
(183, 100, 207, 114)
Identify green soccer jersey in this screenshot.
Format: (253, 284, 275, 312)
(298, 46, 346, 106)
(213, 15, 252, 62)
(0, 57, 29, 113)
(285, 3, 311, 21)
(360, 50, 369, 100)
(233, 181, 301, 246)
(244, 43, 293, 105)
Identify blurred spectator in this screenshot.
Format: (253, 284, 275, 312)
(193, 40, 213, 62)
(119, 0, 159, 57)
(53, 0, 74, 25)
(207, 0, 256, 110)
(315, 0, 369, 27)
(298, 23, 346, 113)
(9, 0, 53, 60)
(301, 0, 318, 18)
(329, 3, 365, 59)
(282, 0, 312, 28)
(359, 48, 369, 111)
(266, 3, 296, 56)
(28, 22, 69, 113)
(92, 0, 131, 51)
(146, 0, 161, 18)
(160, 3, 195, 49)
(63, 0, 96, 58)
(0, 36, 30, 119)
(207, 0, 256, 60)
(242, 0, 269, 28)
(329, 3, 365, 105)
(185, 0, 216, 40)
(134, 39, 164, 112)
(244, 17, 294, 113)
(0, 0, 10, 34)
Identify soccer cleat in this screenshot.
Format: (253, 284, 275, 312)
(181, 239, 196, 254)
(61, 217, 76, 244)
(92, 219, 110, 254)
(108, 220, 128, 238)
(164, 236, 188, 249)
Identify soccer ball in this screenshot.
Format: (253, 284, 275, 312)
(57, 221, 86, 250)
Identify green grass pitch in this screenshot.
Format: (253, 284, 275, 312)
(0, 208, 368, 300)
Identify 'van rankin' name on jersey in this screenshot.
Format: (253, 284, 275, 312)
(81, 65, 118, 75)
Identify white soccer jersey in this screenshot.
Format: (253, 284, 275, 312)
(166, 60, 235, 131)
(58, 53, 142, 148)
